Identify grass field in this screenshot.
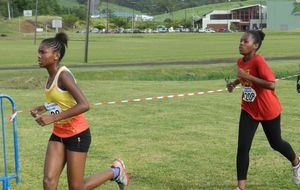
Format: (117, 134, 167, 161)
(0, 32, 299, 67)
(1, 73, 300, 190)
(1, 32, 300, 190)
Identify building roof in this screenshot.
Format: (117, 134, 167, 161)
(193, 10, 230, 22)
(230, 4, 266, 11)
(202, 10, 230, 17)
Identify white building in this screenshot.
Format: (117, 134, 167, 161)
(194, 4, 267, 31)
(199, 10, 239, 31)
(135, 15, 154, 22)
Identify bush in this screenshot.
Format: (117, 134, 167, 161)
(90, 19, 106, 30)
(62, 15, 78, 28)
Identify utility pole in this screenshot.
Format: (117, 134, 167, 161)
(34, 0, 38, 45)
(106, 0, 109, 32)
(228, 0, 231, 30)
(84, 0, 91, 63)
(184, 8, 187, 28)
(131, 1, 136, 33)
(260, 1, 263, 29)
(181, 0, 186, 27)
(7, 0, 11, 20)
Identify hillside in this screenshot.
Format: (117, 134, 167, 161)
(155, 0, 266, 22)
(57, 0, 142, 15)
(98, 2, 142, 15)
(57, 0, 80, 7)
(56, 0, 255, 15)
(56, 0, 267, 21)
(0, 16, 64, 35)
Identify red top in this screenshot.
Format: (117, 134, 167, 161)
(237, 54, 282, 120)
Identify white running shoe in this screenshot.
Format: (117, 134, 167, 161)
(292, 157, 300, 184)
(111, 159, 129, 190)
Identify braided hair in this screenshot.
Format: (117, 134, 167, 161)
(246, 30, 265, 51)
(41, 32, 68, 61)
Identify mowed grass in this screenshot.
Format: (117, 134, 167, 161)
(0, 32, 299, 67)
(1, 61, 300, 190)
(1, 31, 300, 189)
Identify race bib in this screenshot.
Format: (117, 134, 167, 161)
(243, 87, 256, 102)
(44, 103, 62, 115)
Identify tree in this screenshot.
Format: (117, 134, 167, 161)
(0, 0, 60, 17)
(110, 16, 128, 28)
(135, 20, 156, 30)
(70, 6, 86, 20)
(0, 0, 15, 18)
(62, 14, 78, 28)
(77, 0, 85, 4)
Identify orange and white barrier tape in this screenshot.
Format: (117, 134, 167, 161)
(8, 111, 23, 122)
(7, 74, 299, 121)
(275, 74, 298, 81)
(94, 89, 226, 106)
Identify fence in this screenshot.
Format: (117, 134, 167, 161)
(0, 94, 20, 190)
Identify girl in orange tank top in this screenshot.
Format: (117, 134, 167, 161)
(30, 32, 129, 190)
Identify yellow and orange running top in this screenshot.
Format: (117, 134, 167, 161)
(45, 66, 89, 138)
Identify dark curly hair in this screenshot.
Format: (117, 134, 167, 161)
(246, 30, 265, 51)
(41, 32, 68, 61)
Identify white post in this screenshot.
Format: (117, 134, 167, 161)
(34, 0, 38, 45)
(132, 2, 135, 33)
(45, 25, 48, 38)
(7, 0, 11, 20)
(228, 0, 231, 30)
(18, 17, 21, 33)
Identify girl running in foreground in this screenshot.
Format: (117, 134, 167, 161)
(30, 32, 129, 190)
(226, 30, 300, 190)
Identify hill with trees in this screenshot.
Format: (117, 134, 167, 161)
(0, 0, 265, 34)
(0, 0, 254, 19)
(107, 0, 250, 15)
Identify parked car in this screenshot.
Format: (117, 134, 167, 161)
(90, 28, 100, 33)
(157, 28, 168, 33)
(218, 28, 232, 33)
(76, 29, 87, 33)
(223, 29, 232, 33)
(174, 28, 181, 32)
(205, 28, 215, 33)
(198, 28, 205, 33)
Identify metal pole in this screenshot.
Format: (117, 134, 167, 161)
(132, 2, 135, 33)
(84, 0, 91, 63)
(181, 0, 185, 27)
(34, 0, 38, 45)
(0, 94, 20, 189)
(7, 0, 11, 20)
(185, 9, 187, 28)
(228, 0, 231, 30)
(106, 0, 108, 32)
(19, 17, 21, 33)
(46, 25, 48, 38)
(260, 1, 263, 29)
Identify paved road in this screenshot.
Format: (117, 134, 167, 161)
(0, 56, 299, 71)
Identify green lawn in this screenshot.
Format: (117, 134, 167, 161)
(1, 73, 300, 190)
(0, 32, 299, 67)
(1, 31, 300, 190)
